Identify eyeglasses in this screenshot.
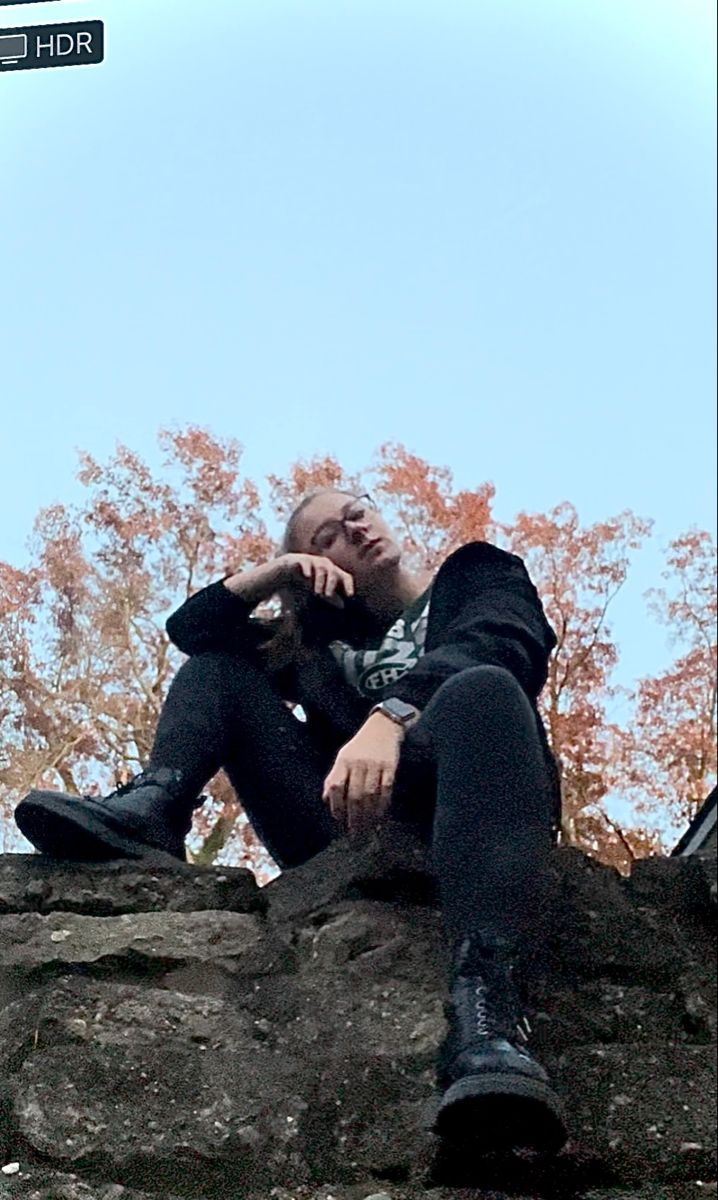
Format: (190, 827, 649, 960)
(311, 493, 377, 551)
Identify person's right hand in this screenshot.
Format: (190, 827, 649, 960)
(224, 553, 355, 608)
(274, 553, 355, 607)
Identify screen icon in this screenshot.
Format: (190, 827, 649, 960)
(0, 33, 27, 64)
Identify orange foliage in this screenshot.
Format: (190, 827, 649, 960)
(1, 429, 715, 879)
(267, 455, 360, 521)
(611, 530, 717, 835)
(373, 443, 496, 569)
(504, 503, 656, 863)
(0, 428, 274, 877)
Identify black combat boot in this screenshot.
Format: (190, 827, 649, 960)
(14, 768, 204, 863)
(434, 932, 568, 1153)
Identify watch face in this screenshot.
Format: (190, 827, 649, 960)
(383, 699, 417, 722)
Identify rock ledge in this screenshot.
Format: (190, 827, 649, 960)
(0, 828, 715, 1199)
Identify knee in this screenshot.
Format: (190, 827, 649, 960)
(425, 666, 534, 740)
(172, 650, 259, 687)
(175, 650, 231, 674)
(432, 665, 525, 712)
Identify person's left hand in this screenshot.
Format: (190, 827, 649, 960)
(322, 713, 403, 834)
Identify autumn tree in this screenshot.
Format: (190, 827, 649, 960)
(1, 428, 713, 879)
(372, 444, 497, 569)
(612, 529, 717, 842)
(0, 429, 276, 878)
(504, 504, 663, 867)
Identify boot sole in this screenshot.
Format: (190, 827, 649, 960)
(14, 792, 185, 864)
(434, 1071, 568, 1154)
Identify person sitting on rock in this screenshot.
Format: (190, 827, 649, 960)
(15, 489, 568, 1155)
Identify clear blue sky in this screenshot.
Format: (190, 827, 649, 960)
(1, 0, 715, 697)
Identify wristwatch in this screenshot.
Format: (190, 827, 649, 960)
(369, 697, 421, 729)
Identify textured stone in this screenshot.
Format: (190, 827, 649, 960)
(0, 856, 264, 918)
(528, 981, 685, 1053)
(0, 836, 715, 1199)
(540, 849, 692, 988)
(584, 1189, 714, 1200)
(556, 1043, 717, 1181)
(0, 1168, 179, 1198)
(0, 910, 293, 980)
(283, 900, 447, 1064)
(1, 979, 312, 1194)
(629, 856, 718, 921)
(265, 820, 437, 928)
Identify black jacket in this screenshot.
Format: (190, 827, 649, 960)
(166, 541, 562, 836)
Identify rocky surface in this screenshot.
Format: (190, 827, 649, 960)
(0, 824, 715, 1199)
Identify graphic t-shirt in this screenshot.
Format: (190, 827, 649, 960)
(329, 586, 433, 699)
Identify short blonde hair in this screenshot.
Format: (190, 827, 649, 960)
(280, 488, 353, 554)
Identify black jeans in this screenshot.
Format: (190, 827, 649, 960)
(150, 652, 556, 952)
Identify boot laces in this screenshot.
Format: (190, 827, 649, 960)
(109, 768, 197, 800)
(104, 770, 206, 814)
(472, 979, 531, 1044)
(516, 1015, 532, 1044)
(474, 980, 491, 1038)
(452, 935, 536, 1048)
(106, 771, 156, 800)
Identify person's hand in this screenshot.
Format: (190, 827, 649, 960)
(276, 553, 355, 608)
(224, 554, 354, 608)
(323, 713, 403, 834)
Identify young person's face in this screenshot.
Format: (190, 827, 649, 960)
(292, 491, 402, 586)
